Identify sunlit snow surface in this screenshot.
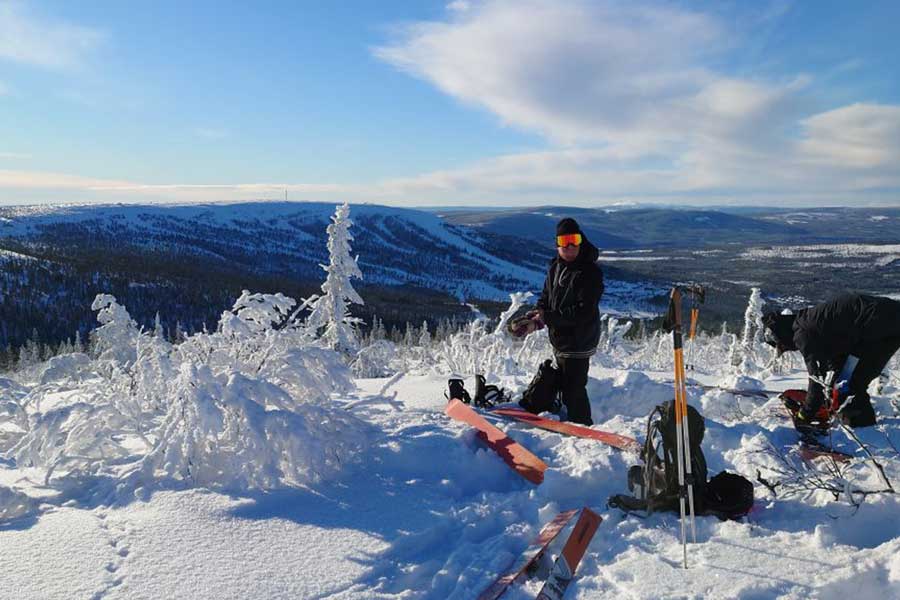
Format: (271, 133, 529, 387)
(2, 363, 899, 599)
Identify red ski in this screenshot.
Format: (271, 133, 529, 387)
(478, 509, 580, 600)
(536, 507, 602, 600)
(492, 407, 640, 452)
(445, 399, 548, 484)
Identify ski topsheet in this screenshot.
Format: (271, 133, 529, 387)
(536, 507, 602, 600)
(491, 407, 640, 452)
(477, 509, 580, 600)
(445, 399, 548, 484)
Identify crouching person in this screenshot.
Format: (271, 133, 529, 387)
(763, 292, 900, 428)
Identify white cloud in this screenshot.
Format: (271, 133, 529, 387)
(1, 1, 897, 209)
(0, 2, 104, 69)
(371, 0, 900, 205)
(446, 1, 471, 12)
(796, 103, 900, 169)
(376, 0, 725, 143)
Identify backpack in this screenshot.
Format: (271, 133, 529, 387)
(518, 359, 561, 415)
(609, 400, 753, 520)
(635, 399, 708, 513)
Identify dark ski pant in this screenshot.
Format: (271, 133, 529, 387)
(846, 336, 900, 425)
(556, 356, 593, 426)
(806, 336, 900, 427)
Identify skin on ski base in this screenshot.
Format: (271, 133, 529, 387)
(445, 399, 548, 484)
(477, 509, 580, 600)
(492, 407, 640, 452)
(536, 507, 602, 600)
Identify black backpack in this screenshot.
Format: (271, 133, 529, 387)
(518, 359, 561, 415)
(609, 400, 753, 520)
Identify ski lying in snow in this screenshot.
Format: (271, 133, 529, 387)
(536, 507, 602, 600)
(445, 399, 548, 484)
(491, 407, 640, 452)
(795, 437, 853, 463)
(478, 509, 580, 600)
(669, 382, 776, 398)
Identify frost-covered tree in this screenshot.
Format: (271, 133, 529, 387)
(306, 203, 364, 356)
(731, 288, 766, 375)
(418, 320, 431, 347)
(90, 294, 141, 366)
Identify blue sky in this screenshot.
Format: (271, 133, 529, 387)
(1, 0, 898, 207)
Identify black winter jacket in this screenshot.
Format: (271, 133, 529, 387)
(536, 239, 605, 357)
(792, 293, 900, 403)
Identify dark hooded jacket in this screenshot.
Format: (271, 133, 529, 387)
(536, 238, 605, 357)
(764, 293, 900, 404)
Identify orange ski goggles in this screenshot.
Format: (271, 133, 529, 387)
(556, 233, 582, 247)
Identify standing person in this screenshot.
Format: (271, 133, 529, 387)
(762, 292, 900, 428)
(527, 218, 604, 425)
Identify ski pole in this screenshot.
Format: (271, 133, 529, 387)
(668, 287, 694, 568)
(686, 303, 698, 371)
(674, 291, 697, 544)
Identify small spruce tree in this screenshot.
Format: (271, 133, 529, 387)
(306, 203, 365, 356)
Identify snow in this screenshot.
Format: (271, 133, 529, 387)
(2, 279, 900, 598)
(741, 243, 900, 261)
(3, 359, 900, 598)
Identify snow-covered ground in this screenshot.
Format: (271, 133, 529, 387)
(2, 363, 899, 599)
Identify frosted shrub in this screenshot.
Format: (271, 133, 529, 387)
(439, 292, 549, 379)
(603, 316, 633, 352)
(11, 402, 132, 484)
(183, 291, 354, 404)
(8, 289, 366, 495)
(0, 378, 29, 452)
(352, 340, 399, 378)
(134, 364, 366, 490)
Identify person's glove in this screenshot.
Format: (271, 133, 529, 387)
(525, 309, 545, 328)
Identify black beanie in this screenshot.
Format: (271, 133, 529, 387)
(761, 311, 797, 351)
(556, 218, 581, 236)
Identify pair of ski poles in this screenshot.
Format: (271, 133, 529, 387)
(666, 284, 705, 569)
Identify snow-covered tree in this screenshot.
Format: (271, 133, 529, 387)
(735, 288, 766, 375)
(306, 203, 365, 356)
(90, 294, 141, 365)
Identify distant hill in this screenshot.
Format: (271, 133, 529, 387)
(0, 202, 549, 301)
(2, 201, 897, 357)
(441, 206, 900, 249)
